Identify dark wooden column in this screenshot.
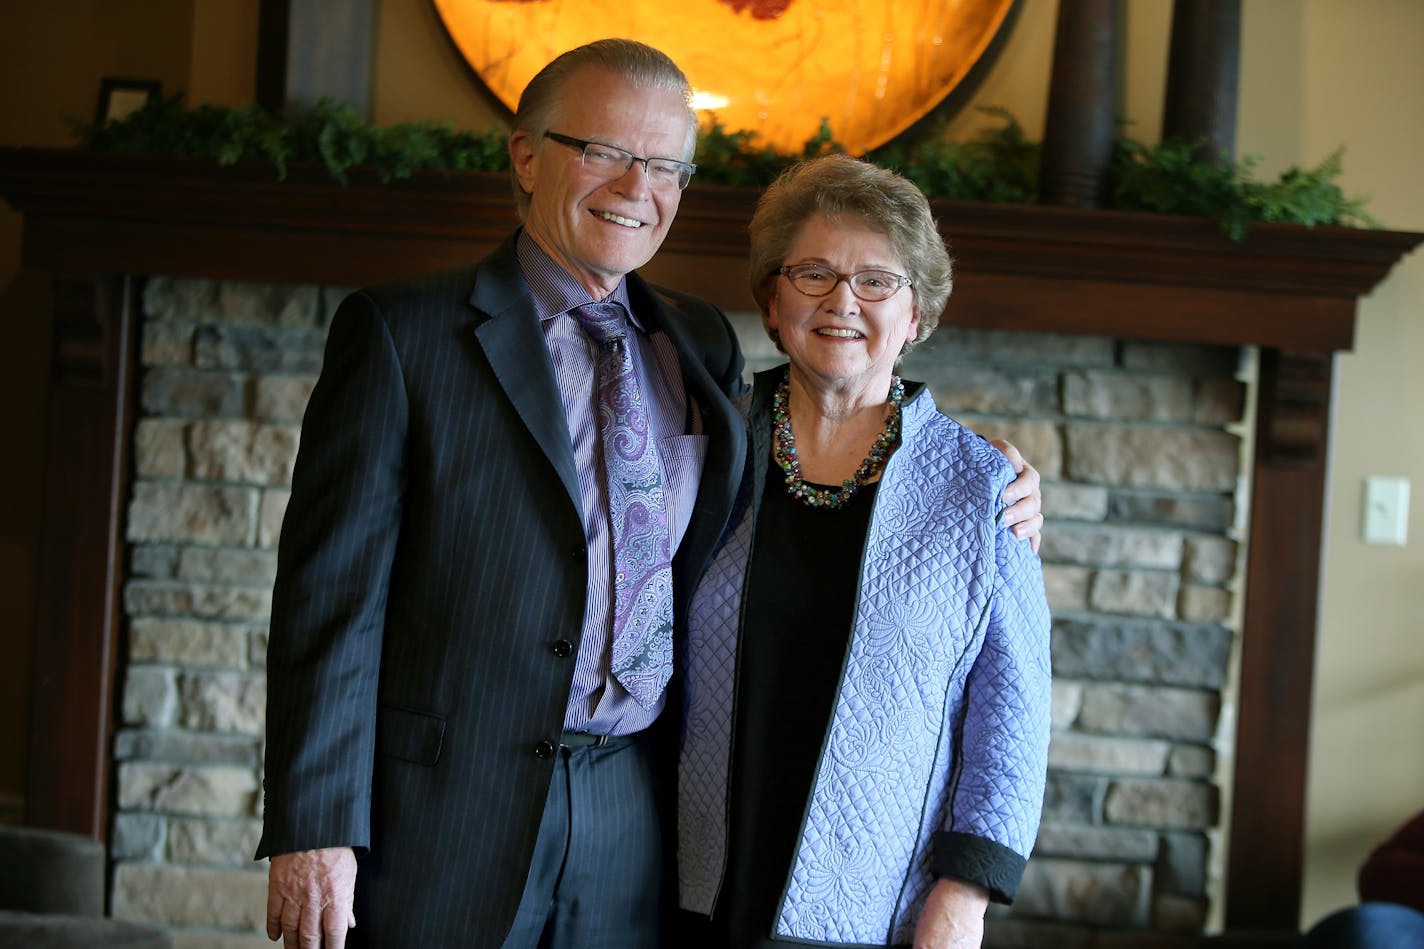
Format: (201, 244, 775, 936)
(26, 274, 139, 838)
(1162, 0, 1242, 159)
(1228, 348, 1334, 932)
(1038, 0, 1119, 206)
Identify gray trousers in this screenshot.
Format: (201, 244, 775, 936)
(500, 734, 665, 949)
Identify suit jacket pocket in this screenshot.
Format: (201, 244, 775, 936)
(376, 704, 446, 766)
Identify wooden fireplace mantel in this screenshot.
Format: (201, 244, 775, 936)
(2, 148, 1414, 347)
(2, 147, 1420, 935)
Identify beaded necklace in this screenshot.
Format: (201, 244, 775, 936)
(771, 368, 905, 510)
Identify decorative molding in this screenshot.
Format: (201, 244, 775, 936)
(1257, 350, 1335, 466)
(50, 276, 114, 386)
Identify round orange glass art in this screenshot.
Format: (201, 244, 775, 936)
(432, 0, 1017, 156)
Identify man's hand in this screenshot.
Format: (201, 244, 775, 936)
(266, 847, 357, 949)
(913, 877, 989, 949)
(992, 439, 1043, 555)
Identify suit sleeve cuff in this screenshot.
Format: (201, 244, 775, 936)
(931, 830, 1028, 904)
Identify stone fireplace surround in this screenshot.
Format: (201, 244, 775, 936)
(2, 148, 1418, 946)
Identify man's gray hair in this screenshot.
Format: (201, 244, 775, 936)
(511, 38, 698, 220)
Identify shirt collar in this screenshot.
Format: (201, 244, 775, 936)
(516, 230, 642, 330)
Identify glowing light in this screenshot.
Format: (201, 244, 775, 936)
(432, 0, 1015, 155)
(692, 91, 731, 112)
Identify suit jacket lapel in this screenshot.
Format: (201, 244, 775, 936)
(463, 246, 745, 577)
(467, 236, 583, 515)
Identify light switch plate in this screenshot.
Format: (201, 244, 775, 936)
(1362, 477, 1410, 546)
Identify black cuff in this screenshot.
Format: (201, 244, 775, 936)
(930, 831, 1028, 904)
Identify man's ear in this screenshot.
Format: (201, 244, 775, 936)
(510, 131, 538, 193)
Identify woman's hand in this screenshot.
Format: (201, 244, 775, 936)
(992, 439, 1043, 554)
(913, 877, 990, 949)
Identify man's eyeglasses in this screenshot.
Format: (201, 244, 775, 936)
(544, 131, 697, 191)
(777, 263, 913, 303)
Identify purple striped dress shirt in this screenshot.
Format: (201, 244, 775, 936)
(516, 233, 708, 735)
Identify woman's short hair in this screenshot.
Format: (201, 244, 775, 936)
(747, 154, 954, 353)
(511, 39, 698, 220)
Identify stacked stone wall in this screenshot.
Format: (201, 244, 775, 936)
(112, 281, 1247, 947)
(115, 279, 332, 949)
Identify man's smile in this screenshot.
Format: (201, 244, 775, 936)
(592, 209, 646, 228)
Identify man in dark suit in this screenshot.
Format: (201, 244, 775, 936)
(256, 39, 1041, 949)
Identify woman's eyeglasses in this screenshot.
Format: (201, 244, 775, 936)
(777, 263, 912, 302)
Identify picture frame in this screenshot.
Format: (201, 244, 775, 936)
(95, 78, 162, 124)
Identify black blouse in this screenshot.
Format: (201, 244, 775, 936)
(696, 471, 881, 949)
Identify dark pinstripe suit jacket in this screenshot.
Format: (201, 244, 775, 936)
(256, 233, 747, 947)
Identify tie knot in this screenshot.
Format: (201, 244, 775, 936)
(571, 302, 628, 347)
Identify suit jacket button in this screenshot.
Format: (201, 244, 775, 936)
(534, 739, 556, 759)
(571, 545, 587, 564)
(552, 639, 573, 658)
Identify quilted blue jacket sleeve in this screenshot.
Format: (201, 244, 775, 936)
(934, 515, 1052, 902)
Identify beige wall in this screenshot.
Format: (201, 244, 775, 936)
(372, 0, 504, 129)
(2, 0, 1420, 930)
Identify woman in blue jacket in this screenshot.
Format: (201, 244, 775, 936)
(678, 155, 1052, 948)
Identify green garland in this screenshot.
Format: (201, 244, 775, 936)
(76, 96, 1377, 239)
(79, 95, 509, 185)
